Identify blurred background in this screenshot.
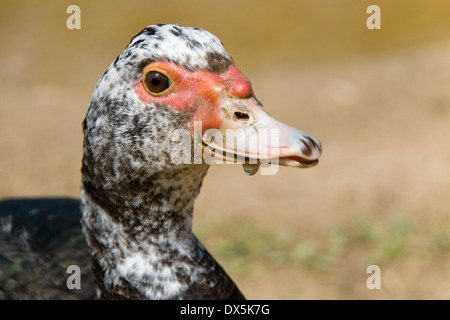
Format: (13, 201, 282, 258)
(1, 0, 449, 299)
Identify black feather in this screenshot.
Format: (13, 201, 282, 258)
(0, 198, 95, 299)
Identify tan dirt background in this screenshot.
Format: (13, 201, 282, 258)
(0, 0, 449, 299)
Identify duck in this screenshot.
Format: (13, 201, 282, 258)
(0, 24, 322, 300)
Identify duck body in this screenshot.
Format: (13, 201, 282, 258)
(0, 24, 321, 299)
(0, 198, 94, 299)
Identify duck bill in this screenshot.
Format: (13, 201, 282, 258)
(200, 97, 322, 169)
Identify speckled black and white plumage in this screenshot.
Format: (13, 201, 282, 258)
(81, 24, 244, 299)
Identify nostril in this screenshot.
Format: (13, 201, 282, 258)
(233, 111, 250, 121)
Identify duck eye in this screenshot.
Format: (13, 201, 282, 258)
(144, 71, 171, 94)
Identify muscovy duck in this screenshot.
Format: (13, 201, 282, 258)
(0, 24, 322, 299)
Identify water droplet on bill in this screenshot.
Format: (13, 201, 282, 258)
(242, 163, 260, 176)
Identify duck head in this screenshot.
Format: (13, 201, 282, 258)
(83, 25, 321, 185)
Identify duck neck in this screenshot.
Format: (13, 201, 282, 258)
(80, 164, 217, 299)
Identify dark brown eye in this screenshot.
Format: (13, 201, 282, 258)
(144, 71, 171, 94)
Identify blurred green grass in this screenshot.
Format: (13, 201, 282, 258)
(194, 210, 449, 298)
(195, 212, 448, 273)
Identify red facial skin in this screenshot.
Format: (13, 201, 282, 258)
(135, 61, 252, 132)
